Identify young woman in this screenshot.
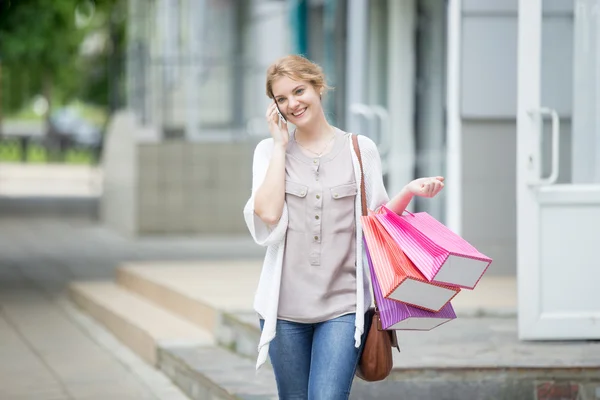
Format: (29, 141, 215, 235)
(243, 55, 444, 399)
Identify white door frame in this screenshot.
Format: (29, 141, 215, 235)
(386, 0, 416, 197)
(517, 0, 600, 340)
(445, 0, 462, 235)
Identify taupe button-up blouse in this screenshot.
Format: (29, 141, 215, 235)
(278, 129, 358, 323)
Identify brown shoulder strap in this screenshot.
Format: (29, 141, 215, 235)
(352, 134, 368, 217)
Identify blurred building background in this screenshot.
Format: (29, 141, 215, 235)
(101, 0, 586, 280)
(1, 1, 599, 398)
(2, 0, 599, 322)
(106, 0, 443, 239)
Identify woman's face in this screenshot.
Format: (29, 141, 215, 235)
(271, 76, 322, 128)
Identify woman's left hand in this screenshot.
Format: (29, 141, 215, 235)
(406, 176, 445, 198)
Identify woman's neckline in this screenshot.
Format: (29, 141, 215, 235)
(288, 127, 347, 164)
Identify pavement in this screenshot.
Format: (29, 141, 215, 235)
(0, 202, 262, 399)
(0, 164, 596, 400)
(0, 163, 102, 197)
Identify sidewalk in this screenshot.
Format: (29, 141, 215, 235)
(0, 215, 262, 400)
(0, 163, 102, 197)
(0, 287, 186, 400)
(2, 209, 596, 399)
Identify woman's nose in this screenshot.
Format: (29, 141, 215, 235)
(288, 97, 299, 109)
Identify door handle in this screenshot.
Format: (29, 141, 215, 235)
(349, 104, 376, 135)
(528, 107, 560, 186)
(349, 103, 390, 173)
(370, 105, 391, 159)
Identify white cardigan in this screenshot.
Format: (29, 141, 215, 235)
(243, 133, 390, 370)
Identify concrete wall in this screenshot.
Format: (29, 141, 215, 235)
(136, 140, 256, 235)
(113, 0, 293, 237)
(102, 111, 258, 237)
(101, 111, 138, 237)
(460, 0, 574, 275)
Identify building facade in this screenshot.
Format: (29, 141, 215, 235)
(103, 0, 600, 288)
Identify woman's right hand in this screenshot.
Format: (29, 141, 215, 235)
(266, 103, 289, 146)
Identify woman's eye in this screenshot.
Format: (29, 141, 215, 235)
(296, 89, 304, 95)
(277, 98, 285, 104)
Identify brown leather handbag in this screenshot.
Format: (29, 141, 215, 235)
(352, 134, 400, 382)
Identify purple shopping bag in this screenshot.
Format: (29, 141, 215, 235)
(365, 239, 456, 331)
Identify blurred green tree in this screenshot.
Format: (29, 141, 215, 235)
(0, 0, 86, 121)
(79, 0, 127, 115)
(0, 0, 126, 127)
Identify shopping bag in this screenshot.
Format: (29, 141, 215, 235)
(376, 206, 492, 289)
(365, 240, 456, 331)
(362, 214, 460, 312)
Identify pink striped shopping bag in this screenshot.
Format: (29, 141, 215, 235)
(365, 240, 456, 330)
(375, 206, 492, 289)
(362, 214, 460, 312)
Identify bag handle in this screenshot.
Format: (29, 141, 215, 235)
(352, 134, 381, 312)
(352, 134, 368, 217)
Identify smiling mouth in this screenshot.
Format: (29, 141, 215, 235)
(291, 108, 307, 118)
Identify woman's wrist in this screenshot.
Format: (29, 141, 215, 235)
(272, 142, 287, 157)
(386, 185, 414, 215)
(401, 184, 414, 198)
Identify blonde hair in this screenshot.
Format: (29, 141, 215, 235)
(266, 54, 332, 99)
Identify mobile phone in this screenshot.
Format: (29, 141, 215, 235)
(274, 101, 287, 124)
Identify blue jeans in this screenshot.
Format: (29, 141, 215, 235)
(259, 312, 371, 400)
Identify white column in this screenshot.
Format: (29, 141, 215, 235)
(252, 0, 289, 121)
(415, 0, 446, 221)
(386, 0, 416, 197)
(163, 0, 178, 85)
(445, 0, 462, 234)
(572, 0, 600, 183)
(152, 0, 169, 131)
(345, 0, 368, 133)
(156, 0, 178, 132)
(185, 0, 204, 140)
(367, 1, 384, 106)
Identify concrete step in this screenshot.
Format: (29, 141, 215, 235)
(222, 311, 600, 370)
(116, 261, 267, 364)
(202, 307, 600, 398)
(219, 311, 262, 361)
(158, 345, 277, 400)
(69, 281, 213, 365)
(350, 369, 600, 399)
(72, 262, 600, 399)
(221, 311, 600, 399)
(69, 280, 279, 400)
(113, 262, 519, 361)
(115, 261, 262, 334)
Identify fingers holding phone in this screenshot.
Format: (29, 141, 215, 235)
(266, 102, 289, 145)
(274, 104, 286, 124)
